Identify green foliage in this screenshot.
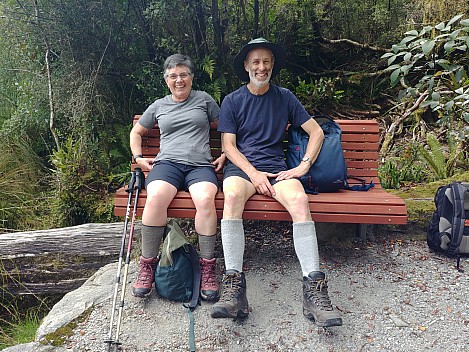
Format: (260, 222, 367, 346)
(49, 135, 116, 227)
(0, 135, 48, 232)
(417, 132, 464, 181)
(294, 77, 344, 111)
(0, 262, 53, 349)
(379, 144, 426, 189)
(0, 307, 39, 349)
(382, 14, 469, 127)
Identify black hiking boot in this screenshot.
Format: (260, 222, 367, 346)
(210, 270, 249, 318)
(303, 271, 343, 327)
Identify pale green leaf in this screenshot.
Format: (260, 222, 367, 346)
(401, 36, 417, 45)
(422, 40, 435, 54)
(388, 55, 397, 65)
(444, 40, 455, 52)
(390, 68, 401, 86)
(404, 30, 419, 36)
(381, 52, 394, 59)
(435, 22, 446, 31)
(445, 100, 455, 110)
(447, 14, 464, 27)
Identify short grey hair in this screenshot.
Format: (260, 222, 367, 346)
(163, 54, 195, 77)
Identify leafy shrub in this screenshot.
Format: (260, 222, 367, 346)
(379, 144, 426, 188)
(417, 132, 464, 181)
(49, 135, 116, 227)
(294, 77, 344, 111)
(382, 14, 469, 127)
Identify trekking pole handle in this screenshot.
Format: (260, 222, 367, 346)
(134, 168, 144, 190)
(125, 171, 136, 193)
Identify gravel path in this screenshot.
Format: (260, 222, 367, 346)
(62, 224, 468, 352)
(5, 223, 468, 352)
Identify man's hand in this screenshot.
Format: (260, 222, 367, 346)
(275, 162, 311, 181)
(249, 170, 278, 197)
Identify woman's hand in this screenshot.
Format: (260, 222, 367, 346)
(212, 153, 226, 172)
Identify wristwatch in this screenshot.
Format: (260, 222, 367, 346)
(301, 156, 311, 164)
(133, 154, 143, 162)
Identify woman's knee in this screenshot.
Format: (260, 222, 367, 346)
(193, 191, 216, 210)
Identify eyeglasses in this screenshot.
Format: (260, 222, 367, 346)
(166, 72, 192, 81)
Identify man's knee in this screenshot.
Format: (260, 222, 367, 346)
(223, 189, 245, 209)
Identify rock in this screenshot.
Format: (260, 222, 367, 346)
(35, 262, 123, 341)
(1, 342, 67, 352)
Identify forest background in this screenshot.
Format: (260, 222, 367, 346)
(0, 0, 468, 232)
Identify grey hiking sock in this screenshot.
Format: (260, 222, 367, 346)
(220, 219, 245, 272)
(293, 221, 320, 275)
(198, 234, 217, 259)
(141, 224, 165, 259)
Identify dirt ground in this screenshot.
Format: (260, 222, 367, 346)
(60, 221, 469, 352)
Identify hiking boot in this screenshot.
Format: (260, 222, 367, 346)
(132, 256, 158, 297)
(200, 258, 220, 301)
(210, 270, 249, 318)
(303, 271, 343, 327)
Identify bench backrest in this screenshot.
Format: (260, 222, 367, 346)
(133, 115, 380, 186)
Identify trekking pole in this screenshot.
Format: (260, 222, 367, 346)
(111, 167, 144, 351)
(104, 171, 136, 351)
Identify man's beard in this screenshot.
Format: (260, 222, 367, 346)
(249, 70, 271, 88)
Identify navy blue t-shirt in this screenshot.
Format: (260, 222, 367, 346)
(218, 85, 311, 172)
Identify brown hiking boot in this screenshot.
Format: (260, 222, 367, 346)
(132, 256, 158, 297)
(303, 271, 343, 327)
(199, 258, 219, 301)
(210, 270, 249, 318)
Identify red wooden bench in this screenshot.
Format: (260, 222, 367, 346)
(114, 115, 407, 240)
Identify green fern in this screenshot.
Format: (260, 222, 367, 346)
(417, 132, 463, 180)
(200, 56, 215, 81)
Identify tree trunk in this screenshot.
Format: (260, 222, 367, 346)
(212, 0, 223, 65)
(0, 223, 141, 297)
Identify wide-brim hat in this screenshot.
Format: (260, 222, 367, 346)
(233, 38, 286, 82)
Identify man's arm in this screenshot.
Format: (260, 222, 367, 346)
(300, 118, 324, 165)
(222, 132, 278, 197)
(275, 118, 324, 181)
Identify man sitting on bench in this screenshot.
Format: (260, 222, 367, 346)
(211, 38, 343, 327)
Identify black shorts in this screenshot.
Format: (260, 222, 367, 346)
(146, 160, 219, 190)
(223, 161, 283, 186)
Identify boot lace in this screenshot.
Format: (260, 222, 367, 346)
(219, 273, 242, 301)
(305, 278, 333, 311)
(201, 260, 217, 289)
(135, 261, 155, 286)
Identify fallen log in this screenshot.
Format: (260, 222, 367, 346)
(0, 222, 141, 297)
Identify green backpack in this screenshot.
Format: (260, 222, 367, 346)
(154, 219, 201, 351)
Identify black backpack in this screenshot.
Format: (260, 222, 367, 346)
(427, 182, 469, 271)
(286, 115, 374, 194)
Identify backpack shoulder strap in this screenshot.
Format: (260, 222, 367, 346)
(184, 245, 201, 352)
(447, 182, 467, 256)
(186, 245, 201, 309)
(343, 176, 375, 191)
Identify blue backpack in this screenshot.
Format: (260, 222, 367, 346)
(286, 115, 374, 194)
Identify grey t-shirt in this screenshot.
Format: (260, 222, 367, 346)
(138, 90, 220, 166)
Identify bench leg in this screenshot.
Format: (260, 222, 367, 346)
(355, 224, 367, 241)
